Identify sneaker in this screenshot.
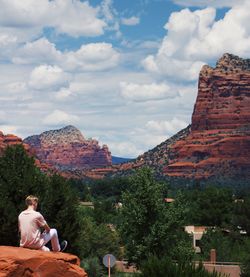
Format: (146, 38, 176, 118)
(60, 240, 68, 252)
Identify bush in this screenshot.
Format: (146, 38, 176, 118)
(81, 256, 105, 277)
(140, 256, 228, 277)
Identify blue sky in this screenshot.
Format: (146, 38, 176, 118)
(0, 0, 249, 158)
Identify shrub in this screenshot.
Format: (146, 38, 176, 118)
(140, 256, 228, 277)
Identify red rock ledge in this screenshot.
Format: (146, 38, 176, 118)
(0, 246, 87, 277)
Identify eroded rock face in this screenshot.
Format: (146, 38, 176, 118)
(24, 125, 112, 171)
(0, 131, 24, 152)
(0, 246, 87, 277)
(164, 53, 250, 179)
(192, 53, 250, 131)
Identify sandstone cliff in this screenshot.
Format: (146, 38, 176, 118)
(0, 246, 87, 277)
(0, 131, 25, 152)
(164, 53, 250, 179)
(24, 125, 112, 171)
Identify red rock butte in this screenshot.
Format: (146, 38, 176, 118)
(0, 246, 87, 277)
(24, 125, 112, 172)
(164, 53, 250, 179)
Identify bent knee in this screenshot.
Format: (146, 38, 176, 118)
(50, 228, 58, 236)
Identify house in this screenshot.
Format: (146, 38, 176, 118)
(185, 225, 207, 253)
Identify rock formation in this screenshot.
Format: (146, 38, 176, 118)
(24, 125, 112, 171)
(164, 53, 250, 179)
(0, 131, 25, 152)
(0, 246, 87, 277)
(103, 54, 250, 181)
(0, 131, 52, 173)
(69, 126, 191, 180)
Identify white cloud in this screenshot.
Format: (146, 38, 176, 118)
(0, 0, 107, 41)
(121, 16, 140, 26)
(0, 125, 19, 135)
(146, 118, 188, 134)
(120, 82, 178, 102)
(143, 2, 250, 80)
(0, 33, 17, 47)
(12, 38, 61, 65)
(64, 43, 120, 71)
(43, 110, 79, 126)
(0, 81, 30, 102)
(172, 0, 245, 8)
(54, 87, 73, 100)
(108, 141, 143, 157)
(101, 0, 115, 22)
(0, 111, 7, 124)
(100, 0, 121, 38)
(0, 33, 18, 61)
(29, 65, 69, 90)
(10, 38, 120, 72)
(143, 55, 205, 81)
(51, 0, 106, 37)
(5, 82, 27, 94)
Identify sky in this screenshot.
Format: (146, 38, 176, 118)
(0, 0, 250, 158)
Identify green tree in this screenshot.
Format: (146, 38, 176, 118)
(78, 206, 120, 260)
(183, 186, 233, 227)
(41, 174, 81, 254)
(118, 167, 193, 267)
(233, 194, 250, 235)
(0, 145, 47, 246)
(199, 228, 250, 263)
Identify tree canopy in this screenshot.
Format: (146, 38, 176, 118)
(118, 167, 193, 266)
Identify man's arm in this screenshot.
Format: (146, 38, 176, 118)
(43, 223, 51, 233)
(37, 213, 51, 233)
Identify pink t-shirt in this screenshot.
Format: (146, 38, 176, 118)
(18, 210, 47, 249)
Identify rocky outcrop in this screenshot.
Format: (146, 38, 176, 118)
(0, 131, 25, 152)
(24, 125, 112, 171)
(0, 246, 87, 277)
(0, 131, 53, 173)
(164, 54, 250, 179)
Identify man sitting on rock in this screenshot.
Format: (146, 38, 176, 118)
(18, 195, 67, 252)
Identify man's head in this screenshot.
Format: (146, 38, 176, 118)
(25, 195, 38, 210)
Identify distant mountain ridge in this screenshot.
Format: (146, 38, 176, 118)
(24, 125, 112, 171)
(112, 156, 133, 165)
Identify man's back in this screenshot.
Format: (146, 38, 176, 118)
(18, 210, 46, 249)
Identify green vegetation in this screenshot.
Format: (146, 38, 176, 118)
(0, 145, 249, 276)
(118, 168, 193, 266)
(0, 145, 81, 254)
(139, 256, 228, 277)
(180, 186, 233, 227)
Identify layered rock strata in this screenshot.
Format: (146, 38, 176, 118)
(164, 53, 250, 179)
(0, 131, 25, 152)
(24, 125, 112, 171)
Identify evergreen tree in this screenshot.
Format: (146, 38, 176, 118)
(0, 145, 47, 245)
(41, 174, 81, 254)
